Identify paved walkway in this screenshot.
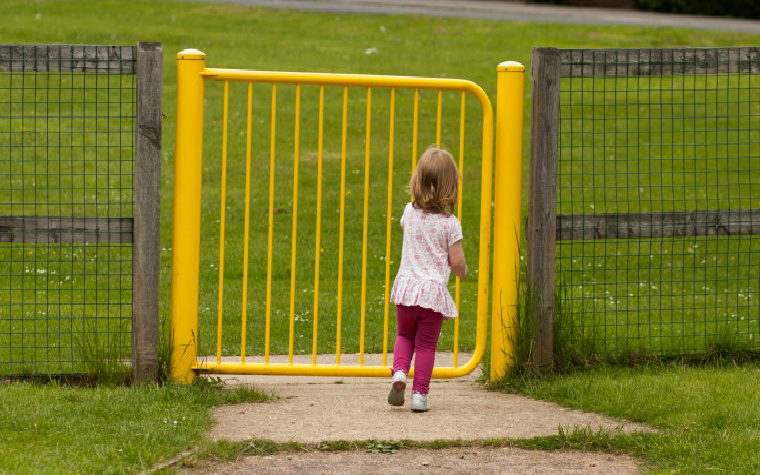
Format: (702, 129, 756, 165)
(187, 354, 650, 474)
(206, 353, 650, 443)
(186, 0, 760, 34)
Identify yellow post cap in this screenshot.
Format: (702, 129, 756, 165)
(177, 49, 206, 60)
(498, 61, 525, 72)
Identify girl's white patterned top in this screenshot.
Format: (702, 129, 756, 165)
(390, 202, 463, 319)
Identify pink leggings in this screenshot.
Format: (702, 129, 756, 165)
(392, 304, 444, 395)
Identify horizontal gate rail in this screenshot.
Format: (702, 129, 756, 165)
(202, 67, 493, 91)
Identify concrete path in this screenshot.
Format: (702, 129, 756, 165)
(182, 0, 760, 34)
(181, 353, 649, 474)
(206, 353, 650, 444)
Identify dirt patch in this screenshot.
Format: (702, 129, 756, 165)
(181, 446, 641, 475)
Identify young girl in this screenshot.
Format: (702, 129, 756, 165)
(387, 146, 468, 412)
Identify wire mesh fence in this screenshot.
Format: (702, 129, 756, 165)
(0, 45, 136, 375)
(554, 48, 760, 358)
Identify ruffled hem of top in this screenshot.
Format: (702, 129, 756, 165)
(390, 276, 458, 319)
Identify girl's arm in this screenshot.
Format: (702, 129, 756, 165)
(448, 240, 468, 281)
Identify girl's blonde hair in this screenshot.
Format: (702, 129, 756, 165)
(409, 146, 459, 215)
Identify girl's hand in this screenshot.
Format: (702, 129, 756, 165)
(448, 240, 468, 281)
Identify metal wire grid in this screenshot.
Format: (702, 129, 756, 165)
(0, 45, 135, 375)
(556, 48, 760, 356)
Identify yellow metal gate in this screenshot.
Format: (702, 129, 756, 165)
(170, 49, 524, 382)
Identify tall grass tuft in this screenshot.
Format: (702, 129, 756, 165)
(76, 324, 132, 386)
(157, 316, 173, 383)
(488, 253, 541, 387)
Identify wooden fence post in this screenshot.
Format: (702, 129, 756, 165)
(527, 47, 560, 370)
(133, 41, 162, 383)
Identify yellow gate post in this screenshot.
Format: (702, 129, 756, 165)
(491, 61, 525, 380)
(170, 49, 206, 382)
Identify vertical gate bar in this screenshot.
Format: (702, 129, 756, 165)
(382, 88, 395, 367)
(312, 85, 325, 365)
(412, 89, 419, 173)
(289, 84, 301, 364)
(336, 86, 348, 365)
(170, 49, 205, 383)
(216, 81, 229, 364)
(240, 82, 253, 363)
(265, 83, 277, 364)
(470, 79, 495, 383)
(359, 87, 372, 365)
(436, 89, 442, 146)
(454, 90, 466, 367)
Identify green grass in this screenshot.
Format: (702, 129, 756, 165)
(3, 0, 760, 367)
(0, 379, 270, 475)
(0, 2, 758, 474)
(555, 237, 760, 358)
(505, 363, 760, 475)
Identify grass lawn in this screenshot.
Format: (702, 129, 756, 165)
(507, 363, 760, 475)
(0, 379, 269, 475)
(3, 0, 760, 366)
